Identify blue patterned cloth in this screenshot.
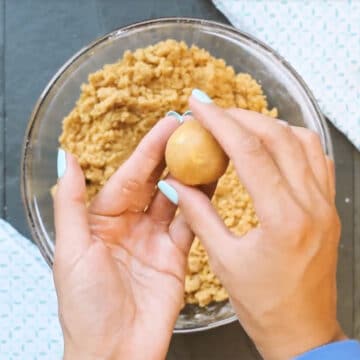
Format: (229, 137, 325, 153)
(213, 0, 360, 150)
(0, 220, 62, 359)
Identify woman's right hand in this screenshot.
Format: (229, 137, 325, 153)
(162, 91, 345, 360)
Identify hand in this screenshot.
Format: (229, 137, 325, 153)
(164, 94, 345, 360)
(53, 117, 191, 360)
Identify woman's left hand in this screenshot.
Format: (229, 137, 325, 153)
(53, 116, 191, 360)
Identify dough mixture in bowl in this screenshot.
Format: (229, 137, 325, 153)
(59, 40, 277, 307)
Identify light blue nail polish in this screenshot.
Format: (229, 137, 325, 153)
(57, 148, 66, 178)
(192, 89, 212, 104)
(166, 110, 183, 123)
(182, 110, 193, 118)
(158, 180, 178, 205)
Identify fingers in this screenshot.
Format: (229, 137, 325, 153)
(290, 126, 330, 200)
(169, 214, 194, 255)
(169, 180, 218, 254)
(145, 177, 216, 228)
(146, 188, 177, 225)
(189, 93, 293, 221)
(158, 179, 231, 259)
(90, 116, 179, 216)
(54, 151, 93, 267)
(149, 178, 218, 254)
(226, 108, 324, 205)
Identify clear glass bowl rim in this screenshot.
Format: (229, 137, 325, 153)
(21, 17, 333, 334)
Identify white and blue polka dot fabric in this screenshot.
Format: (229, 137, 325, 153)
(0, 220, 63, 358)
(213, 0, 360, 150)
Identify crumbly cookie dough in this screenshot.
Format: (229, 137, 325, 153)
(60, 40, 277, 307)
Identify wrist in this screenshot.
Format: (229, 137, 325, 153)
(255, 323, 346, 360)
(63, 338, 128, 360)
(63, 328, 171, 360)
(63, 346, 143, 360)
(64, 345, 116, 360)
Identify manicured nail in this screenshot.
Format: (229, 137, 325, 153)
(166, 110, 183, 123)
(191, 89, 212, 104)
(157, 180, 178, 205)
(57, 148, 67, 178)
(182, 110, 193, 118)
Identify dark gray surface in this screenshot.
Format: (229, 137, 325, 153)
(355, 151, 360, 339)
(1, 0, 359, 358)
(331, 122, 357, 336)
(4, 0, 101, 233)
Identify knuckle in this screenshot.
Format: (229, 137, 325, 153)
(291, 217, 310, 237)
(302, 163, 315, 180)
(304, 130, 322, 147)
(269, 173, 285, 192)
(226, 108, 241, 118)
(263, 122, 292, 147)
(281, 207, 312, 246)
(137, 144, 158, 168)
(122, 178, 143, 195)
(239, 134, 263, 155)
(294, 209, 312, 230)
(297, 212, 313, 232)
(278, 123, 293, 136)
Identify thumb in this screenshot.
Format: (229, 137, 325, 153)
(53, 149, 93, 268)
(157, 179, 230, 258)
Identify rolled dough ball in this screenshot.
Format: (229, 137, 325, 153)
(165, 120, 228, 185)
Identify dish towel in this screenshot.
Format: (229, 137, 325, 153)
(0, 220, 63, 358)
(212, 0, 360, 150)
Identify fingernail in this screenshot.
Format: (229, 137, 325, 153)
(157, 180, 178, 205)
(182, 110, 193, 118)
(191, 89, 212, 104)
(57, 148, 67, 178)
(166, 110, 183, 123)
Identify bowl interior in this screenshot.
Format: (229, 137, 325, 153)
(22, 18, 330, 333)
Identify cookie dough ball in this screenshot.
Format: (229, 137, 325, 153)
(165, 120, 228, 185)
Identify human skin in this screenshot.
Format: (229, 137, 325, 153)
(54, 92, 345, 360)
(53, 116, 195, 360)
(164, 94, 346, 360)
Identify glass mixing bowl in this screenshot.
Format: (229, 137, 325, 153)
(21, 18, 333, 333)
